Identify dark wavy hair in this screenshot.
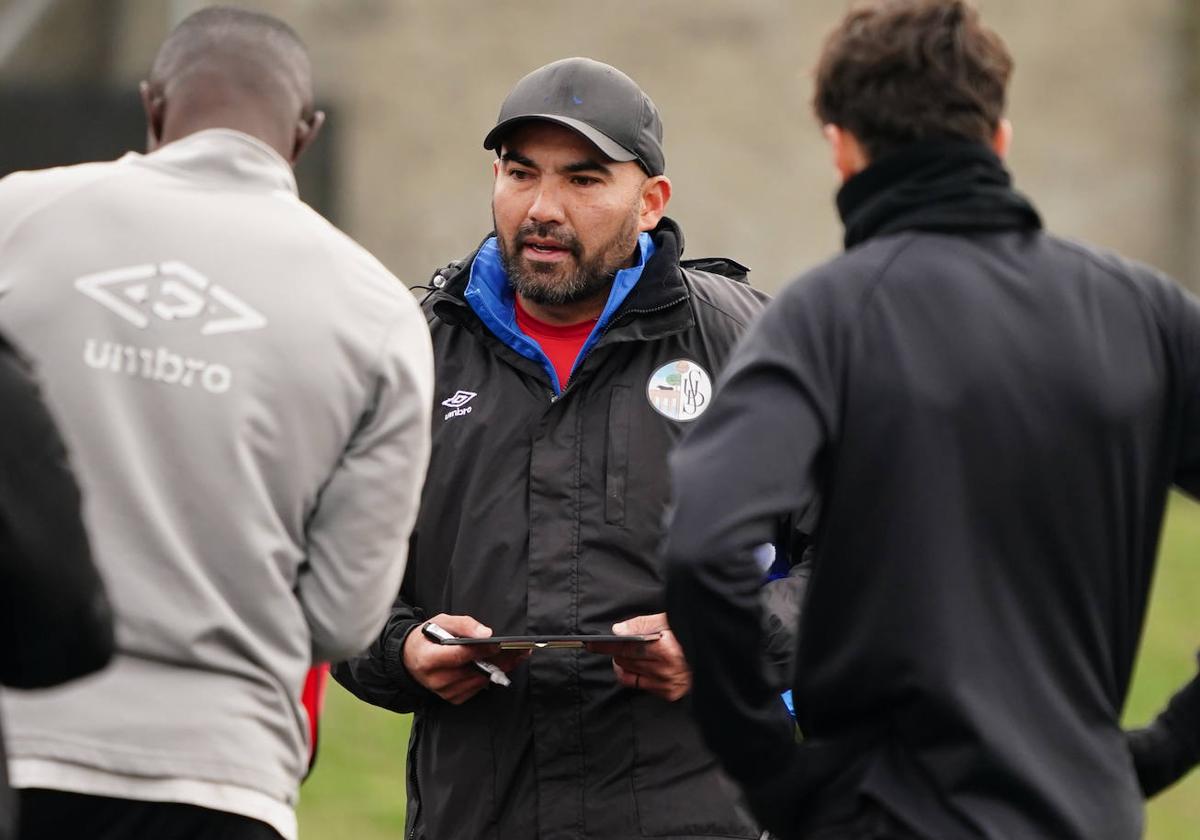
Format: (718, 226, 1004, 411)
(813, 0, 1013, 159)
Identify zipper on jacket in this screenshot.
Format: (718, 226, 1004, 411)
(407, 719, 423, 840)
(603, 296, 687, 328)
(546, 295, 688, 405)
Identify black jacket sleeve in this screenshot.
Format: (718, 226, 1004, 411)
(331, 550, 434, 713)
(1125, 657, 1200, 797)
(665, 277, 841, 832)
(760, 553, 812, 692)
(1143, 281, 1200, 797)
(0, 335, 113, 689)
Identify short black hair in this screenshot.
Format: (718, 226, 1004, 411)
(813, 0, 1013, 160)
(150, 5, 309, 90)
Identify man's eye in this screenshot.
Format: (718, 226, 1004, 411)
(509, 169, 532, 180)
(571, 176, 598, 186)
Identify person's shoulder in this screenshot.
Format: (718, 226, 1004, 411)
(1044, 233, 1173, 289)
(1038, 233, 1198, 326)
(289, 204, 422, 316)
(420, 243, 487, 326)
(0, 158, 120, 195)
(773, 236, 907, 315)
(0, 159, 126, 237)
(682, 257, 769, 329)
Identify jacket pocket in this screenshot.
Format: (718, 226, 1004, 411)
(630, 693, 759, 837)
(605, 386, 630, 526)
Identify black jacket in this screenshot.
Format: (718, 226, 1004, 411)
(0, 333, 114, 839)
(335, 219, 769, 839)
(666, 143, 1200, 840)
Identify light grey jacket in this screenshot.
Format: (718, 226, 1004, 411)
(0, 130, 432, 824)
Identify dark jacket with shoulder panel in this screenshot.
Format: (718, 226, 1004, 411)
(335, 218, 771, 840)
(666, 142, 1200, 840)
(0, 332, 113, 840)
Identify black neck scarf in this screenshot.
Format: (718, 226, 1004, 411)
(837, 140, 1042, 250)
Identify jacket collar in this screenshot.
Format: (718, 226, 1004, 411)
(837, 140, 1041, 249)
(461, 232, 656, 394)
(122, 129, 298, 196)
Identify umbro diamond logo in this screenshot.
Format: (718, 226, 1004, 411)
(442, 390, 477, 420)
(75, 261, 267, 336)
(442, 390, 477, 408)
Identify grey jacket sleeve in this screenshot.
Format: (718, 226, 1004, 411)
(0, 334, 113, 688)
(331, 568, 435, 714)
(299, 315, 433, 663)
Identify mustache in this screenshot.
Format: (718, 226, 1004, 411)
(514, 223, 582, 257)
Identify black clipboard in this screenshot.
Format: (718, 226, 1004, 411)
(434, 632, 662, 650)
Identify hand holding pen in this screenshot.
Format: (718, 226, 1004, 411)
(423, 621, 512, 687)
(401, 614, 525, 705)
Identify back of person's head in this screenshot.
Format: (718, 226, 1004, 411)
(813, 0, 1013, 160)
(141, 5, 322, 163)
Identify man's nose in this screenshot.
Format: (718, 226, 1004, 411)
(526, 181, 567, 225)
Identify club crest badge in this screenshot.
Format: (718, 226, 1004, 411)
(646, 359, 712, 422)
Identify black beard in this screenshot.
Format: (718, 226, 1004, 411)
(497, 212, 640, 307)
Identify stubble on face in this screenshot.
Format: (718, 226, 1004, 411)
(496, 197, 642, 307)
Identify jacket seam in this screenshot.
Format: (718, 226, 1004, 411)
(846, 233, 926, 328)
(690, 292, 750, 330)
(683, 270, 764, 330)
(1051, 237, 1171, 338)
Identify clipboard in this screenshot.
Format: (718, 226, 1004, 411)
(434, 632, 662, 650)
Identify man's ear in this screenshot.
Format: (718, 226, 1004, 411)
(637, 175, 672, 232)
(139, 81, 165, 152)
(290, 110, 326, 165)
(823, 124, 870, 183)
(992, 119, 1013, 159)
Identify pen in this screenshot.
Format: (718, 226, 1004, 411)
(422, 621, 511, 687)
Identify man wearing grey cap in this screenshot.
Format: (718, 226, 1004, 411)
(336, 57, 771, 839)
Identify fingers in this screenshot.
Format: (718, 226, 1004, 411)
(609, 615, 692, 702)
(403, 614, 504, 704)
(591, 612, 671, 657)
(431, 613, 493, 640)
(614, 660, 691, 702)
(609, 628, 684, 669)
(421, 614, 500, 665)
(612, 612, 668, 637)
(438, 671, 491, 705)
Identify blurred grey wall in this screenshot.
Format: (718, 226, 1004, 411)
(3, 0, 1197, 293)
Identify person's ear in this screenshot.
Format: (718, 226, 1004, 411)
(992, 118, 1013, 159)
(139, 81, 165, 151)
(823, 124, 870, 182)
(637, 175, 671, 232)
(290, 110, 326, 165)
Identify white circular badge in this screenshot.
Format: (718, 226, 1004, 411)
(646, 359, 713, 422)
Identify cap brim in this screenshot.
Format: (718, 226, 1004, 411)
(483, 114, 638, 164)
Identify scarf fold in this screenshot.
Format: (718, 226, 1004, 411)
(837, 140, 1042, 250)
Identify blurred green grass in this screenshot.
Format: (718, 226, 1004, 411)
(298, 495, 1200, 839)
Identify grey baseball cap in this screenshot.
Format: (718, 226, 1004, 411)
(483, 57, 665, 176)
